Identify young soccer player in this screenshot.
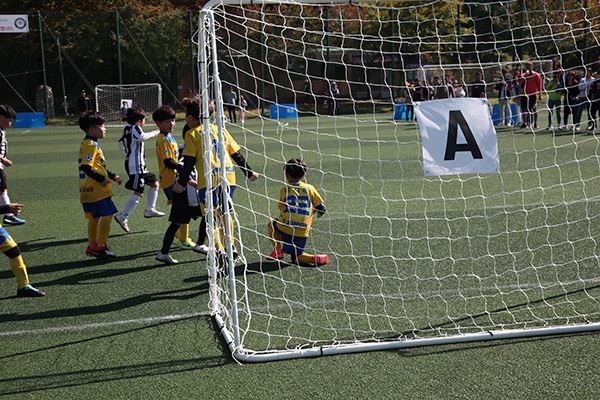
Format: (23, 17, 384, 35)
(187, 100, 258, 256)
(170, 100, 258, 265)
(78, 112, 122, 258)
(268, 159, 328, 266)
(0, 105, 26, 226)
(114, 107, 164, 232)
(153, 105, 196, 252)
(0, 202, 45, 297)
(156, 102, 204, 264)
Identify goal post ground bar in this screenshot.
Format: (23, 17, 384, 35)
(214, 312, 600, 363)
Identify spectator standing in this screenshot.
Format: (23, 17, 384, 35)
(329, 81, 340, 115)
(563, 71, 580, 130)
(546, 72, 564, 130)
(575, 68, 595, 131)
(469, 72, 486, 98)
(495, 69, 513, 126)
(239, 95, 248, 125)
(518, 62, 543, 129)
(224, 86, 238, 123)
(78, 90, 90, 115)
(453, 80, 466, 98)
(589, 78, 600, 132)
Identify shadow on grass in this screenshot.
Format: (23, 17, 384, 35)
(32, 255, 200, 288)
(0, 280, 209, 323)
(18, 232, 142, 253)
(0, 249, 157, 281)
(0, 316, 228, 396)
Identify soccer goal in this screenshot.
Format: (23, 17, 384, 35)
(198, 0, 600, 362)
(94, 84, 162, 126)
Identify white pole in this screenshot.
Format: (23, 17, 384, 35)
(199, 11, 219, 316)
(207, 10, 242, 350)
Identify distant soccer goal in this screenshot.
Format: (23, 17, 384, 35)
(198, 0, 600, 362)
(95, 84, 162, 126)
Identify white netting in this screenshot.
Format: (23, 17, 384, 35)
(200, 0, 600, 360)
(95, 84, 162, 126)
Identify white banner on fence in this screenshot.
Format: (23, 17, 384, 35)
(415, 98, 500, 176)
(0, 15, 29, 33)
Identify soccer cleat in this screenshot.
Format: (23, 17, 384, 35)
(94, 246, 117, 258)
(3, 215, 26, 226)
(114, 213, 130, 233)
(143, 209, 166, 218)
(155, 251, 178, 264)
(176, 238, 196, 250)
(85, 244, 100, 257)
(193, 244, 209, 254)
(267, 248, 284, 260)
(17, 284, 46, 297)
(311, 254, 329, 266)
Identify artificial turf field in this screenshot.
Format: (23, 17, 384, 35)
(1, 111, 600, 399)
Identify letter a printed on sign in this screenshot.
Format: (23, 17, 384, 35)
(414, 98, 500, 176)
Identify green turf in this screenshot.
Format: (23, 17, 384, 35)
(1, 113, 600, 399)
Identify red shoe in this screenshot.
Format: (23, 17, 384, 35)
(267, 249, 284, 260)
(85, 244, 99, 257)
(312, 254, 329, 266)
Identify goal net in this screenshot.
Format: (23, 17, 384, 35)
(198, 0, 600, 362)
(94, 84, 162, 126)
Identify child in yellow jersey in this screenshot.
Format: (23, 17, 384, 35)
(152, 105, 196, 264)
(78, 112, 122, 258)
(0, 105, 44, 297)
(268, 159, 328, 266)
(174, 100, 258, 262)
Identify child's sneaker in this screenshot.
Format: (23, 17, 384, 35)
(156, 251, 178, 264)
(267, 248, 284, 260)
(94, 246, 117, 258)
(311, 254, 329, 266)
(176, 238, 196, 250)
(85, 244, 99, 257)
(3, 215, 26, 225)
(114, 212, 129, 232)
(193, 244, 209, 254)
(143, 209, 166, 218)
(17, 284, 46, 297)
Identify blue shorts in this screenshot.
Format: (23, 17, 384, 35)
(163, 185, 175, 202)
(199, 185, 236, 210)
(272, 220, 308, 256)
(82, 197, 118, 218)
(0, 227, 16, 252)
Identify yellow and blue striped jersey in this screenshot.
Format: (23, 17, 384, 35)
(182, 124, 241, 189)
(155, 132, 179, 189)
(276, 181, 324, 238)
(79, 138, 112, 203)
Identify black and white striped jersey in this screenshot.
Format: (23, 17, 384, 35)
(118, 124, 159, 175)
(0, 128, 7, 171)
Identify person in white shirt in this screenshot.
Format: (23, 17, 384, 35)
(575, 68, 595, 131)
(114, 107, 164, 232)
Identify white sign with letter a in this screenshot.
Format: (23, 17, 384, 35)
(415, 98, 500, 176)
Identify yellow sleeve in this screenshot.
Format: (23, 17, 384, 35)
(157, 136, 176, 162)
(310, 185, 324, 208)
(224, 129, 241, 155)
(80, 142, 98, 168)
(182, 129, 199, 158)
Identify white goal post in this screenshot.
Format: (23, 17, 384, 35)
(198, 0, 600, 362)
(94, 84, 162, 126)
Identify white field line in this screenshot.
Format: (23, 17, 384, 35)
(3, 276, 600, 338)
(0, 311, 209, 337)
